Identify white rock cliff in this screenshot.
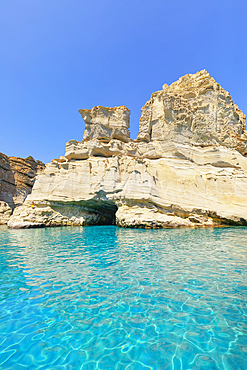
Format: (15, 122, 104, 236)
(8, 70, 247, 229)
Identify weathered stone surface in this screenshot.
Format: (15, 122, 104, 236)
(8, 70, 247, 229)
(80, 105, 130, 143)
(137, 69, 247, 155)
(0, 153, 45, 224)
(7, 201, 116, 229)
(0, 152, 16, 209)
(0, 201, 12, 225)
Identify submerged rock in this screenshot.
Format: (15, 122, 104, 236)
(8, 70, 247, 229)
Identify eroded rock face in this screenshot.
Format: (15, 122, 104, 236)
(0, 153, 45, 224)
(7, 70, 247, 229)
(80, 105, 130, 143)
(0, 201, 12, 225)
(137, 69, 247, 155)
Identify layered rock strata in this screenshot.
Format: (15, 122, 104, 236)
(0, 153, 45, 224)
(8, 70, 247, 229)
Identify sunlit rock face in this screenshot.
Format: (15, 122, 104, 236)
(8, 70, 247, 229)
(0, 201, 12, 225)
(137, 69, 247, 155)
(80, 105, 130, 143)
(0, 153, 45, 224)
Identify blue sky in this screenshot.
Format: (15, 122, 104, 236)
(0, 0, 246, 163)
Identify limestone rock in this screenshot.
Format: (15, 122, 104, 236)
(0, 152, 45, 224)
(80, 106, 130, 143)
(8, 70, 247, 229)
(8, 152, 247, 228)
(115, 202, 216, 228)
(65, 138, 126, 160)
(137, 70, 247, 155)
(0, 201, 12, 225)
(7, 202, 115, 229)
(0, 152, 15, 210)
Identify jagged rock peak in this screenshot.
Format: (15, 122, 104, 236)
(137, 70, 246, 155)
(162, 69, 214, 92)
(79, 105, 130, 143)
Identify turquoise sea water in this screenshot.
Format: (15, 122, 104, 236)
(0, 226, 246, 370)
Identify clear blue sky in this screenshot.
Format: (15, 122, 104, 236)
(0, 0, 246, 163)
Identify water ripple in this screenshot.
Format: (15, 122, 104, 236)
(0, 225, 247, 369)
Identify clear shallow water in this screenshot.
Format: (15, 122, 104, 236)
(0, 226, 247, 370)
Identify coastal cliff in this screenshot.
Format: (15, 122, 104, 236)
(0, 154, 45, 224)
(8, 70, 247, 229)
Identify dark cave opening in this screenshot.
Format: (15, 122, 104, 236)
(98, 203, 118, 225)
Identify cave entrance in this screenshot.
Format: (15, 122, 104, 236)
(81, 198, 118, 226)
(98, 203, 118, 225)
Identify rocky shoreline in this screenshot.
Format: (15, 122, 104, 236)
(4, 70, 247, 229)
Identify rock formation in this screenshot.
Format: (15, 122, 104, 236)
(7, 70, 247, 229)
(80, 105, 130, 143)
(137, 70, 247, 154)
(0, 201, 12, 225)
(0, 153, 45, 224)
